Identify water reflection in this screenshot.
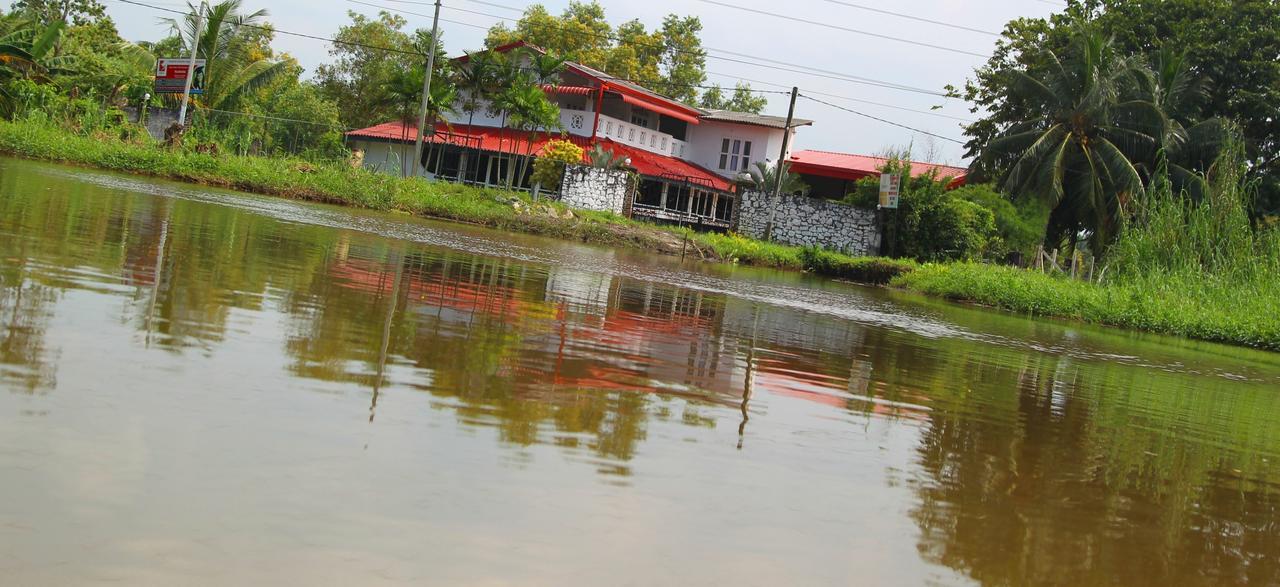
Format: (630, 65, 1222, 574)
(3, 158, 1280, 584)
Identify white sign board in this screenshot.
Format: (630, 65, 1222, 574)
(879, 173, 901, 209)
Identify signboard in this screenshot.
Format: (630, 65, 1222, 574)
(878, 173, 901, 208)
(154, 58, 206, 95)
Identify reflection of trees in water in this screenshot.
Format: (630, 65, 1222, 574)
(0, 260, 59, 393)
(907, 351, 1280, 585)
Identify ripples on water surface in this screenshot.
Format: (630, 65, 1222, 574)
(2, 157, 1280, 586)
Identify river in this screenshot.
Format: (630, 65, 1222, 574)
(2, 156, 1279, 586)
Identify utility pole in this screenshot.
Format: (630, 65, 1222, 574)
(177, 1, 207, 126)
(764, 86, 799, 241)
(410, 0, 444, 178)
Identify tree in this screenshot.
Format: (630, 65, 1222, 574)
(484, 2, 710, 103)
(314, 10, 440, 129)
(653, 15, 705, 104)
(0, 19, 75, 115)
(10, 0, 103, 27)
(955, 0, 1280, 220)
(979, 28, 1147, 248)
(973, 26, 1227, 249)
(699, 82, 768, 114)
(484, 2, 613, 70)
(161, 0, 289, 112)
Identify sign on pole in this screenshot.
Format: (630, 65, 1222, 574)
(155, 58, 206, 95)
(879, 173, 901, 209)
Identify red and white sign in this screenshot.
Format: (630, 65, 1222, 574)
(154, 58, 206, 95)
(879, 173, 901, 209)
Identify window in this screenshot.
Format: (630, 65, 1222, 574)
(631, 111, 649, 128)
(719, 138, 752, 172)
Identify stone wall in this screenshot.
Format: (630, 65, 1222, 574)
(558, 165, 631, 215)
(122, 106, 180, 141)
(734, 190, 880, 255)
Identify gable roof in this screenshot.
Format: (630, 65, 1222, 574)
(699, 109, 814, 130)
(456, 40, 703, 124)
(788, 150, 968, 188)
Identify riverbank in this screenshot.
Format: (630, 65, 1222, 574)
(895, 263, 1280, 351)
(1, 119, 1276, 350)
(0, 119, 915, 282)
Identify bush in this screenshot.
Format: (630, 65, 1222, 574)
(798, 247, 917, 284)
(950, 183, 1045, 259)
(531, 139, 584, 191)
(842, 159, 1001, 262)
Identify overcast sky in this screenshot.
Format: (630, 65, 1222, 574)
(105, 0, 1061, 164)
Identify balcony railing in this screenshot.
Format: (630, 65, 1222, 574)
(559, 108, 688, 159)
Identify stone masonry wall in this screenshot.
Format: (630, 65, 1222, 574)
(558, 165, 630, 215)
(734, 190, 880, 255)
(122, 106, 180, 141)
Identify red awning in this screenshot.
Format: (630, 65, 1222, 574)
(541, 85, 597, 96)
(610, 87, 700, 125)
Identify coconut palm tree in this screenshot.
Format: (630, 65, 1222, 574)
(162, 0, 288, 112)
(980, 29, 1152, 248)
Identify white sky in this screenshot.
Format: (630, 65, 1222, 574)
(104, 0, 1060, 164)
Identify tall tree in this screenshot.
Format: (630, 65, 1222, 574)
(315, 10, 449, 129)
(956, 0, 1280, 219)
(699, 82, 768, 114)
(653, 15, 705, 104)
(9, 0, 103, 26)
(484, 3, 727, 104)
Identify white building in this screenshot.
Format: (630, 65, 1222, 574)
(346, 41, 812, 229)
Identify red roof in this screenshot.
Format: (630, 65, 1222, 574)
(788, 150, 968, 189)
(347, 121, 733, 192)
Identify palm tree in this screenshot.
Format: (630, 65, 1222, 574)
(742, 161, 808, 196)
(380, 62, 424, 175)
(455, 50, 499, 182)
(162, 0, 288, 112)
(981, 29, 1150, 248)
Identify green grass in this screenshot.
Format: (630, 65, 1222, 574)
(893, 263, 1280, 350)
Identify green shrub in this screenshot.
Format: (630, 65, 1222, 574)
(798, 247, 917, 284)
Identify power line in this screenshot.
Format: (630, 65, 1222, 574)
(701, 70, 967, 121)
(351, 0, 954, 98)
(694, 0, 989, 58)
(799, 93, 965, 144)
(377, 0, 523, 12)
(815, 0, 999, 36)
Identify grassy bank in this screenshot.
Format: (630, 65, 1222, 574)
(894, 161, 1280, 350)
(0, 119, 910, 282)
(894, 264, 1280, 350)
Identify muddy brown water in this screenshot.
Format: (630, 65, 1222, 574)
(2, 157, 1280, 586)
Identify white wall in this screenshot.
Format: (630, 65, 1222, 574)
(350, 139, 423, 177)
(684, 120, 791, 178)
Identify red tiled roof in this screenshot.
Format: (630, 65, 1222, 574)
(789, 150, 968, 188)
(347, 121, 734, 192)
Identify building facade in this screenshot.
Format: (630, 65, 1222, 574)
(346, 41, 812, 230)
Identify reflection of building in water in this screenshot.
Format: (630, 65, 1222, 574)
(321, 246, 912, 419)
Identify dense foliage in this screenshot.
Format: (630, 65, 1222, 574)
(484, 1, 761, 109)
(956, 0, 1280, 223)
